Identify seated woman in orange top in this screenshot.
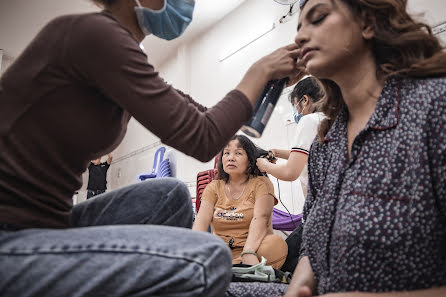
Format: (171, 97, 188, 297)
(193, 134, 287, 269)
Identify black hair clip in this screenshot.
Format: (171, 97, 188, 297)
(259, 151, 277, 162)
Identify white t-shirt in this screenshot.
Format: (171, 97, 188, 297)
(291, 112, 325, 198)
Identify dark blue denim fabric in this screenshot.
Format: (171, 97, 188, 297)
(0, 178, 232, 297)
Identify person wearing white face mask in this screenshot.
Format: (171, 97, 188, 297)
(0, 0, 302, 296)
(256, 76, 325, 197)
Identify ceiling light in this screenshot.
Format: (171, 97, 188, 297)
(219, 22, 276, 62)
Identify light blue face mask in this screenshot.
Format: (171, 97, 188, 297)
(134, 0, 195, 40)
(293, 105, 303, 124)
(293, 97, 305, 124)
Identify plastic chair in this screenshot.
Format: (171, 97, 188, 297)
(195, 153, 220, 213)
(158, 158, 172, 177)
(137, 147, 166, 181)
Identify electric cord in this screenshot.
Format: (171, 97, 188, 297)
(275, 178, 298, 230)
(279, 3, 298, 24)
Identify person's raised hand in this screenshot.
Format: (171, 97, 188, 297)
(256, 157, 269, 173)
(266, 150, 277, 163)
(270, 149, 279, 158)
(254, 43, 301, 81)
(237, 44, 302, 106)
(286, 61, 308, 87)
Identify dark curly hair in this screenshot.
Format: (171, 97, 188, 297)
(217, 135, 268, 182)
(299, 0, 446, 142)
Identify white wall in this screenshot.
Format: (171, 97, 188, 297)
(409, 0, 446, 45)
(77, 0, 446, 207)
(0, 53, 14, 77)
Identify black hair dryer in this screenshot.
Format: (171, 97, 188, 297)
(241, 77, 289, 138)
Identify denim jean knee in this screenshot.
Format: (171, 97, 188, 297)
(72, 177, 193, 228)
(0, 226, 232, 297)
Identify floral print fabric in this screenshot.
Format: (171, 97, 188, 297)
(302, 77, 446, 294)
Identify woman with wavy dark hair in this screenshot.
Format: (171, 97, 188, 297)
(193, 135, 288, 269)
(284, 0, 446, 296)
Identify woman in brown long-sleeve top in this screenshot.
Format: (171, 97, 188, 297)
(0, 0, 302, 296)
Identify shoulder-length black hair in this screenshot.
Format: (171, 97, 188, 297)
(289, 76, 324, 104)
(217, 135, 268, 182)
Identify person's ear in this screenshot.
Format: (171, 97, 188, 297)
(302, 95, 310, 107)
(362, 25, 375, 40)
(361, 14, 375, 40)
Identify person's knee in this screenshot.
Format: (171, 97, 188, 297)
(140, 177, 190, 206)
(207, 237, 232, 267)
(149, 177, 193, 227)
(164, 178, 191, 211)
(164, 177, 190, 203)
(200, 236, 232, 294)
(258, 234, 288, 269)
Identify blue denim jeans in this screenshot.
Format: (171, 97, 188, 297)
(0, 178, 232, 297)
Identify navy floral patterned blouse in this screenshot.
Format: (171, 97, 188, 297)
(302, 76, 446, 294)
